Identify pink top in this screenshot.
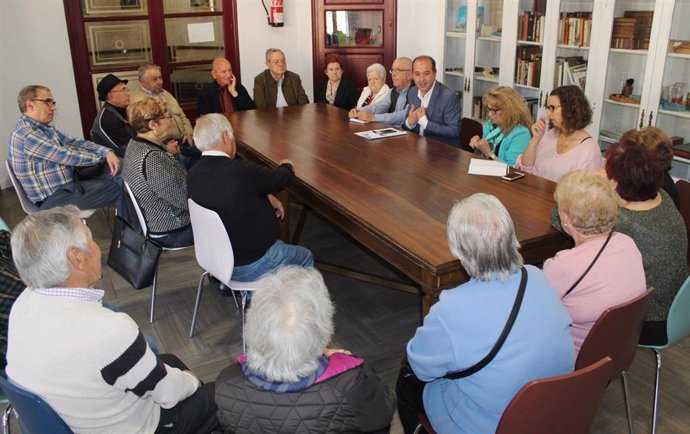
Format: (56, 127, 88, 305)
(543, 233, 646, 354)
(517, 128, 602, 182)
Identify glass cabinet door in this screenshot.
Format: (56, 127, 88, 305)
(444, 0, 470, 114)
(598, 0, 659, 146)
(470, 0, 504, 121)
(653, 1, 690, 178)
(512, 0, 547, 120)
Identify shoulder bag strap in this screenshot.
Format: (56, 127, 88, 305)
(443, 266, 528, 380)
(562, 230, 614, 298)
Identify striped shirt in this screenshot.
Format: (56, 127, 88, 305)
(8, 115, 110, 203)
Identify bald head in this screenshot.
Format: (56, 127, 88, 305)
(211, 58, 233, 87)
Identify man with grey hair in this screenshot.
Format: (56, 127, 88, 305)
(397, 193, 573, 434)
(131, 63, 195, 144)
(349, 57, 414, 126)
(215, 266, 395, 432)
(6, 206, 219, 433)
(9, 85, 122, 211)
(197, 58, 256, 115)
(253, 48, 309, 110)
(187, 114, 313, 283)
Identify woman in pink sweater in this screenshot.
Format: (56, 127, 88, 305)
(543, 170, 646, 354)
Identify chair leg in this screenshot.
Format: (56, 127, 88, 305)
(650, 349, 662, 434)
(241, 292, 248, 354)
(621, 371, 634, 434)
(149, 267, 159, 323)
(189, 272, 209, 338)
(2, 403, 11, 434)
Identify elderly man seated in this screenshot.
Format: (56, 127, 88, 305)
(9, 85, 122, 211)
(91, 73, 135, 157)
(215, 266, 395, 432)
(6, 206, 219, 433)
(187, 114, 313, 284)
(253, 48, 309, 110)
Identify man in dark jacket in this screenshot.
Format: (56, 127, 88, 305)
(215, 266, 395, 433)
(197, 58, 256, 115)
(91, 73, 135, 157)
(253, 48, 310, 110)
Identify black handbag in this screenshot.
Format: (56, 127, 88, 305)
(107, 215, 161, 289)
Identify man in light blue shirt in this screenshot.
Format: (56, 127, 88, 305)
(348, 57, 413, 126)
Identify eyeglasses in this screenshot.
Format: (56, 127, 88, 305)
(32, 98, 57, 107)
(546, 104, 561, 112)
(390, 68, 411, 75)
(487, 107, 502, 114)
(111, 87, 130, 94)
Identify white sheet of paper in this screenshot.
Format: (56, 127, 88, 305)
(468, 158, 508, 176)
(188, 22, 215, 44)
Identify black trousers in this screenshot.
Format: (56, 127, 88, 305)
(395, 357, 429, 434)
(154, 354, 219, 434)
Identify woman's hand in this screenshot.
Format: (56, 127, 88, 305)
(531, 117, 548, 141)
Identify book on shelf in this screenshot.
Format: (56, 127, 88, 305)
(559, 12, 592, 47)
(611, 11, 653, 49)
(524, 97, 539, 121)
(518, 11, 544, 43)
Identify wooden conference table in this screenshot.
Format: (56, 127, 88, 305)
(226, 104, 570, 315)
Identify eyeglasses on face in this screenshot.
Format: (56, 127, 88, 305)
(487, 107, 502, 114)
(32, 99, 57, 107)
(547, 104, 561, 112)
(111, 87, 130, 94)
(389, 68, 411, 75)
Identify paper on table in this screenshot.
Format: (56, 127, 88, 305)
(468, 158, 508, 176)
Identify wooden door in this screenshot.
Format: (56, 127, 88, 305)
(311, 0, 397, 90)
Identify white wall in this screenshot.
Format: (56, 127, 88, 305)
(0, 0, 82, 189)
(0, 0, 445, 190)
(236, 0, 314, 100)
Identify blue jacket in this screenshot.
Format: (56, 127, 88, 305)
(482, 122, 531, 167)
(407, 265, 574, 433)
(403, 81, 461, 147)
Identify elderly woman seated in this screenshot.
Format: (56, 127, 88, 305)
(123, 97, 193, 248)
(356, 63, 391, 108)
(397, 193, 574, 434)
(314, 53, 359, 110)
(544, 170, 646, 355)
(215, 266, 395, 433)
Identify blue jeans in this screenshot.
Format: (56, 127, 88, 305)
(231, 240, 314, 282)
(151, 225, 194, 249)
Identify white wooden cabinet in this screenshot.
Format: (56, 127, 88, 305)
(442, 0, 690, 178)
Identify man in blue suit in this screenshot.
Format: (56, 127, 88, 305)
(403, 56, 461, 147)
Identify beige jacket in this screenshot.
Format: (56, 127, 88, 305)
(130, 88, 193, 139)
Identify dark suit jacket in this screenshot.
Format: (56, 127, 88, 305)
(253, 70, 309, 110)
(197, 80, 256, 115)
(403, 81, 461, 147)
(314, 77, 359, 110)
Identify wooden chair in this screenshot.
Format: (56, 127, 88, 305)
(495, 357, 613, 434)
(574, 288, 655, 433)
(639, 276, 690, 434)
(459, 117, 483, 152)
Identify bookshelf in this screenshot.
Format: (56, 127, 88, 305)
(442, 1, 690, 179)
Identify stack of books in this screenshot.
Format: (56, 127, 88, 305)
(518, 11, 545, 43)
(611, 11, 653, 49)
(554, 56, 587, 90)
(558, 11, 592, 47)
(515, 46, 542, 87)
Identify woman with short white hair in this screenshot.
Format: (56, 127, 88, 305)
(356, 63, 391, 108)
(215, 266, 395, 432)
(397, 193, 574, 434)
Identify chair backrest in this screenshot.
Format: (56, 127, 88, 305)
(188, 199, 235, 285)
(459, 117, 483, 152)
(0, 375, 73, 434)
(123, 180, 148, 236)
(575, 288, 654, 377)
(495, 357, 613, 434)
(675, 179, 690, 266)
(665, 275, 690, 346)
(5, 161, 40, 214)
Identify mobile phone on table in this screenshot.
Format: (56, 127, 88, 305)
(501, 171, 525, 181)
